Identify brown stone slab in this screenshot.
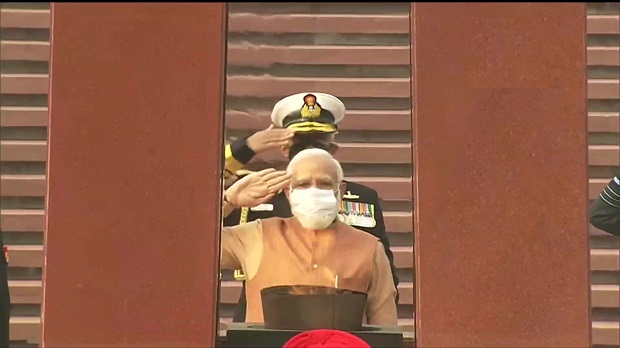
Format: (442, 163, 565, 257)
(0, 41, 50, 61)
(0, 8, 49, 28)
(0, 140, 47, 161)
(227, 13, 410, 34)
(383, 212, 413, 233)
(4, 40, 615, 68)
(588, 112, 619, 132)
(8, 245, 42, 268)
(0, 107, 48, 127)
(1, 8, 615, 35)
(588, 79, 620, 99)
(10, 317, 40, 345)
(8, 280, 42, 304)
(42, 3, 226, 347)
(4, 107, 613, 133)
(589, 145, 620, 166)
(4, 72, 614, 100)
(226, 76, 410, 98)
(0, 174, 46, 196)
(592, 322, 620, 346)
(0, 74, 48, 94)
(587, 15, 620, 34)
(0, 209, 45, 232)
(411, 3, 591, 347)
(227, 45, 410, 67)
(590, 285, 620, 308)
(587, 47, 620, 66)
(226, 110, 412, 131)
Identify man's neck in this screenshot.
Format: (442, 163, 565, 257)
(293, 218, 339, 234)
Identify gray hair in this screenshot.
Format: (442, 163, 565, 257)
(286, 148, 344, 183)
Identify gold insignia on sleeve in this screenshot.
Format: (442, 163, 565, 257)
(234, 269, 247, 281)
(300, 94, 322, 118)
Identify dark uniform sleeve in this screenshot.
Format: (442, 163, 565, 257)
(368, 190, 400, 303)
(589, 176, 620, 237)
(0, 232, 10, 347)
(223, 137, 256, 179)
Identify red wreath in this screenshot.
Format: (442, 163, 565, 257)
(283, 329, 371, 348)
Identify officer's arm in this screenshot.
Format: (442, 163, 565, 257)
(589, 176, 620, 237)
(224, 137, 256, 178)
(372, 192, 400, 297)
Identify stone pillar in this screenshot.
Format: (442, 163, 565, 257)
(411, 4, 591, 347)
(42, 4, 227, 347)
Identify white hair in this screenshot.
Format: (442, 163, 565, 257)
(287, 148, 344, 183)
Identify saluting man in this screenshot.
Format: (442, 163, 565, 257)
(222, 92, 399, 323)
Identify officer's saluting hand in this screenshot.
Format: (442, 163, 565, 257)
(246, 125, 295, 154)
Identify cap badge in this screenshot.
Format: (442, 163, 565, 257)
(300, 94, 322, 118)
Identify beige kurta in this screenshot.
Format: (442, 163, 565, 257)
(220, 217, 398, 325)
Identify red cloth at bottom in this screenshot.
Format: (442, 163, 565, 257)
(283, 329, 371, 348)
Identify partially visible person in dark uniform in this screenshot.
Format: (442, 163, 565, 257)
(0, 232, 10, 347)
(222, 92, 399, 323)
(589, 174, 620, 237)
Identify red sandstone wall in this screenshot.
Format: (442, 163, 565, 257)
(0, 2, 618, 346)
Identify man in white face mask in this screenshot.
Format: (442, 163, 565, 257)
(286, 149, 343, 230)
(221, 148, 398, 326)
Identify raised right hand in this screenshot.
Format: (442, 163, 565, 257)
(224, 168, 291, 208)
(246, 125, 295, 154)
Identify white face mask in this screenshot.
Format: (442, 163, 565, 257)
(289, 187, 339, 230)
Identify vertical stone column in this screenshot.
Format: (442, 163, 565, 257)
(411, 4, 591, 347)
(42, 4, 227, 346)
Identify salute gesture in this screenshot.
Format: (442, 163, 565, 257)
(224, 168, 291, 208)
(246, 125, 295, 153)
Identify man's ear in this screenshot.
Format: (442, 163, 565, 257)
(329, 142, 339, 155)
(338, 182, 347, 199)
(280, 145, 290, 159)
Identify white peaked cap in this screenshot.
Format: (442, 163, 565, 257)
(270, 92, 346, 134)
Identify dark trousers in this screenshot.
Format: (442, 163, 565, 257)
(232, 282, 247, 323)
(0, 258, 10, 347)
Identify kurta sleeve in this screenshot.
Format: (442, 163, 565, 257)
(220, 220, 263, 271)
(366, 242, 398, 325)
